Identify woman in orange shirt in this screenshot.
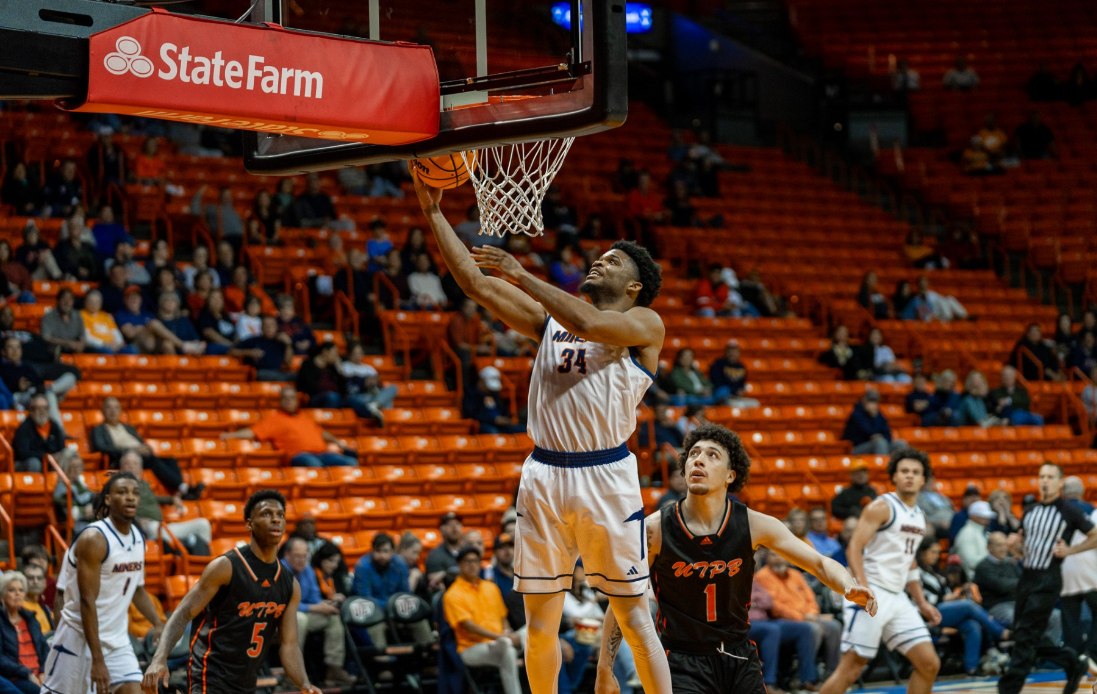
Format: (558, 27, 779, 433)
(132, 137, 166, 186)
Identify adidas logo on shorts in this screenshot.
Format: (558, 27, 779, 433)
(626, 566, 639, 576)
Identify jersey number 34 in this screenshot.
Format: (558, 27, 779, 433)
(558, 348, 587, 375)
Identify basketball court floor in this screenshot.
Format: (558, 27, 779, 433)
(855, 672, 1093, 694)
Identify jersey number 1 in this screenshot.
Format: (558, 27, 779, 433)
(704, 584, 717, 622)
(247, 622, 268, 658)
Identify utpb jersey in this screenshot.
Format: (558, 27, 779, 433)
(189, 545, 295, 694)
(651, 499, 755, 651)
(527, 316, 653, 452)
(56, 517, 146, 650)
(862, 492, 927, 593)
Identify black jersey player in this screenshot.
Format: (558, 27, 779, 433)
(142, 490, 321, 694)
(595, 424, 878, 694)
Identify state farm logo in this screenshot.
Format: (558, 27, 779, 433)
(101, 36, 325, 100)
(103, 37, 154, 78)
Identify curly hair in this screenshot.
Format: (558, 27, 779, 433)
(243, 489, 287, 521)
(94, 472, 139, 520)
(610, 240, 662, 308)
(677, 424, 751, 493)
(886, 447, 932, 480)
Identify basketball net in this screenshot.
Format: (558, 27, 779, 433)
(461, 137, 575, 237)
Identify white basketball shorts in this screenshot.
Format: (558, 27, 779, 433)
(40, 620, 142, 694)
(512, 444, 648, 597)
(840, 587, 932, 660)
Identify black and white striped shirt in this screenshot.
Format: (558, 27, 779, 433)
(1021, 497, 1094, 571)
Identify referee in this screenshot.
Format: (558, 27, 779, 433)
(999, 462, 1097, 694)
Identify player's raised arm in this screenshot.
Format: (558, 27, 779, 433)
(748, 509, 877, 616)
(75, 529, 111, 694)
(279, 579, 322, 694)
(472, 244, 664, 355)
(411, 167, 547, 340)
(142, 556, 233, 693)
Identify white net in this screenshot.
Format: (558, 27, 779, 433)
(460, 137, 575, 237)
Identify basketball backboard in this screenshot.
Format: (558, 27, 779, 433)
(241, 0, 627, 174)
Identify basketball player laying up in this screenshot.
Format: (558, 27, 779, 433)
(412, 168, 673, 694)
(818, 448, 941, 694)
(595, 424, 877, 694)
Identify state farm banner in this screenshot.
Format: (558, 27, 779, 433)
(62, 8, 440, 145)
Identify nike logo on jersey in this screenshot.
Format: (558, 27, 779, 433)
(111, 561, 143, 572)
(671, 558, 743, 580)
(626, 566, 639, 576)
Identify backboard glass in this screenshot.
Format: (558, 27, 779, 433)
(239, 0, 627, 174)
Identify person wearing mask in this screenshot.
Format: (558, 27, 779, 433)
(0, 571, 47, 694)
(280, 537, 356, 687)
(830, 459, 877, 520)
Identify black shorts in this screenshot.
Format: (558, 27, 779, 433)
(666, 640, 766, 694)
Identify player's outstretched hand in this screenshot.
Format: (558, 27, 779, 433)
(471, 246, 524, 280)
(409, 163, 442, 210)
(845, 584, 878, 617)
(142, 658, 170, 693)
(594, 668, 621, 694)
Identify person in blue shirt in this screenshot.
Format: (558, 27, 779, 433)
(353, 533, 410, 648)
(238, 315, 294, 381)
(841, 390, 904, 456)
(491, 533, 515, 600)
(281, 536, 356, 687)
(806, 507, 841, 557)
(366, 219, 394, 274)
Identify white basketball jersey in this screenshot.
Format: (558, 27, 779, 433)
(57, 517, 146, 650)
(527, 316, 653, 451)
(862, 492, 927, 593)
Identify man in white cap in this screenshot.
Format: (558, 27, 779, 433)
(953, 500, 994, 578)
(464, 365, 524, 434)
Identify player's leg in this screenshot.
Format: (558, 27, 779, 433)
(102, 642, 144, 694)
(523, 592, 566, 694)
(901, 642, 940, 694)
(39, 623, 93, 694)
(605, 594, 672, 694)
(818, 650, 868, 694)
(998, 585, 1048, 694)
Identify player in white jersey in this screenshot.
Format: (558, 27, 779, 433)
(819, 448, 940, 694)
(413, 171, 672, 694)
(42, 472, 164, 694)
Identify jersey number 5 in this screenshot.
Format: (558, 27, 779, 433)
(247, 622, 268, 658)
(558, 348, 587, 375)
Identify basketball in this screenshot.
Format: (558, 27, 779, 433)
(412, 151, 477, 189)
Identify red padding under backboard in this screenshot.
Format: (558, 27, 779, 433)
(62, 8, 440, 145)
